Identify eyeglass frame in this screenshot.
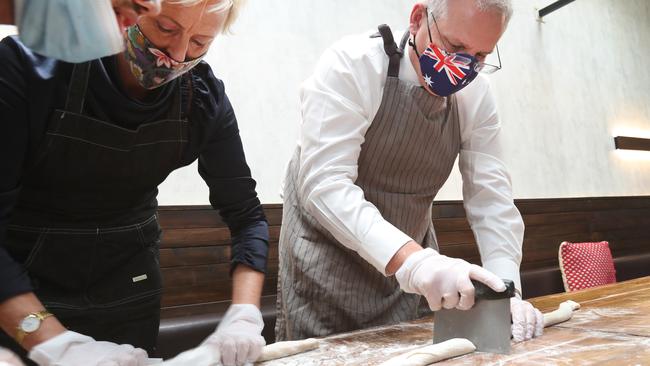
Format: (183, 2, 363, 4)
(425, 8, 502, 74)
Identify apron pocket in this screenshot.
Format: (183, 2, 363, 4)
(4, 226, 48, 268)
(11, 228, 96, 294)
(86, 221, 163, 307)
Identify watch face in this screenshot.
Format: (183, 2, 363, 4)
(20, 316, 41, 333)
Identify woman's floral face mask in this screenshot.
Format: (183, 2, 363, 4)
(124, 24, 205, 89)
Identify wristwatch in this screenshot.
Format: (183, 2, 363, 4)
(15, 310, 53, 345)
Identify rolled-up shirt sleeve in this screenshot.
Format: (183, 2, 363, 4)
(296, 37, 413, 275)
(457, 76, 524, 292)
(197, 82, 269, 274)
(0, 36, 33, 302)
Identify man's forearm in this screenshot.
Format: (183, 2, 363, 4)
(385, 241, 423, 276)
(0, 293, 66, 351)
(0, 0, 14, 25)
(231, 264, 264, 307)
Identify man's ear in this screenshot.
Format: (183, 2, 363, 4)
(408, 3, 427, 36)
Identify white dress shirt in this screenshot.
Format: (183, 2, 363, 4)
(293, 29, 524, 291)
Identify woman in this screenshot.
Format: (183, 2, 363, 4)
(0, 1, 268, 366)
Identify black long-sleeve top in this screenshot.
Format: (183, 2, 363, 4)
(0, 36, 269, 303)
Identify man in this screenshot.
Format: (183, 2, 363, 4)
(276, 0, 544, 343)
(0, 0, 161, 62)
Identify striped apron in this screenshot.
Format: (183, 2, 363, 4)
(275, 25, 462, 341)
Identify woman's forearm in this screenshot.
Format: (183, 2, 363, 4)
(231, 264, 264, 307)
(0, 293, 66, 351)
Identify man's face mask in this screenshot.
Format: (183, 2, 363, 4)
(124, 24, 205, 89)
(409, 9, 501, 97)
(14, 0, 126, 63)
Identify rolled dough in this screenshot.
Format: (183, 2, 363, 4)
(155, 346, 221, 366)
(543, 300, 581, 327)
(378, 338, 476, 366)
(378, 300, 581, 366)
(153, 300, 580, 365)
(256, 338, 319, 362)
(152, 338, 319, 365)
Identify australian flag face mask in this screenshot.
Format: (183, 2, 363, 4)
(409, 12, 480, 97)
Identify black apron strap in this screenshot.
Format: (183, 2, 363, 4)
(170, 78, 183, 121)
(377, 24, 402, 78)
(180, 74, 193, 121)
(64, 62, 92, 114)
(64, 61, 185, 121)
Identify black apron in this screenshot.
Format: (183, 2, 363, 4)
(1, 62, 190, 362)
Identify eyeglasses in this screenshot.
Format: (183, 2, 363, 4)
(427, 9, 502, 74)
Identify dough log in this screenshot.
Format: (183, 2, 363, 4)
(256, 338, 320, 362)
(151, 338, 319, 365)
(378, 338, 476, 366)
(543, 300, 581, 327)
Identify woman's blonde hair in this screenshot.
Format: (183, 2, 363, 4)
(166, 0, 245, 33)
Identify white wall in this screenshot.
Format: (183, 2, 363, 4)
(488, 0, 650, 199)
(3, 0, 650, 205)
(159, 0, 420, 204)
(167, 0, 650, 204)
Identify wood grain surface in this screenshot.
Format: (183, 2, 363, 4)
(259, 277, 650, 365)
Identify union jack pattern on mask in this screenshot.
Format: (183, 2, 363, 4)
(422, 47, 471, 86)
(418, 43, 478, 97)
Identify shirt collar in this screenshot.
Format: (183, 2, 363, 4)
(398, 36, 422, 86)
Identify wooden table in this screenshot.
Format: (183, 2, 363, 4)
(260, 277, 650, 365)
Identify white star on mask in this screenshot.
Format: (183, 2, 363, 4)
(424, 74, 433, 87)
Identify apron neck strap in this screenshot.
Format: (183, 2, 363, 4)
(377, 24, 403, 78)
(65, 62, 92, 114)
(399, 30, 410, 53)
(64, 61, 186, 121)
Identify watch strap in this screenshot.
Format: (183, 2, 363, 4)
(15, 310, 53, 345)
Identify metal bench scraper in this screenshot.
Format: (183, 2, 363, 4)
(433, 279, 515, 354)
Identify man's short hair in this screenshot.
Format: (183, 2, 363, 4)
(427, 0, 513, 23)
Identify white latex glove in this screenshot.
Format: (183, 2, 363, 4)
(29, 331, 148, 366)
(202, 304, 265, 366)
(510, 297, 544, 342)
(0, 347, 24, 366)
(395, 248, 507, 311)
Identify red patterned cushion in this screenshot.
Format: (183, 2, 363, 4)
(558, 241, 617, 292)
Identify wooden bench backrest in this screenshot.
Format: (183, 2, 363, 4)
(158, 197, 650, 314)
